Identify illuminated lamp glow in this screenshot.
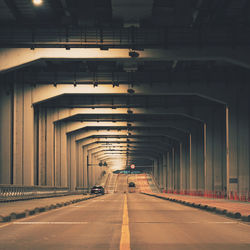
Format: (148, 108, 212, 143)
(130, 164, 135, 169)
(33, 0, 43, 6)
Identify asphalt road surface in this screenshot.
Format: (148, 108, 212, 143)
(0, 186, 250, 249)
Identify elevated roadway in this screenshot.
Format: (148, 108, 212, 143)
(0, 174, 249, 250)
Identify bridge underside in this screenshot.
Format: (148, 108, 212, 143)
(0, 0, 250, 200)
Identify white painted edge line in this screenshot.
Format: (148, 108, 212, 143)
(13, 221, 89, 225)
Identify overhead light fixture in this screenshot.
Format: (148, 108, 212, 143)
(100, 46, 109, 51)
(127, 109, 133, 114)
(112, 81, 119, 88)
(129, 50, 139, 58)
(127, 88, 135, 94)
(33, 0, 43, 6)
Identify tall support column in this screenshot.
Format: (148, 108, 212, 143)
(60, 123, 67, 187)
(88, 151, 94, 187)
(54, 122, 62, 186)
(180, 142, 187, 192)
(228, 90, 250, 198)
(197, 126, 205, 191)
(67, 134, 77, 190)
(158, 155, 163, 189)
(38, 107, 46, 185)
(162, 152, 167, 190)
(167, 147, 174, 191)
(13, 82, 23, 185)
(75, 142, 80, 187)
(190, 125, 204, 192)
(11, 83, 34, 185)
(83, 146, 88, 190)
(212, 107, 226, 191)
(0, 82, 12, 184)
(77, 144, 84, 188)
(153, 159, 158, 180)
(166, 151, 170, 191)
(45, 108, 55, 186)
(174, 144, 180, 191)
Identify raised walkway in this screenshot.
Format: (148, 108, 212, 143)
(142, 192, 250, 222)
(0, 194, 99, 223)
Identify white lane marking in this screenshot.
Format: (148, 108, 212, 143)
(130, 221, 238, 224)
(13, 222, 88, 225)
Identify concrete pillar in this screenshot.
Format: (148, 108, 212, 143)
(174, 144, 180, 191)
(67, 134, 77, 190)
(167, 147, 174, 191)
(13, 82, 24, 185)
(54, 122, 62, 186)
(180, 141, 189, 192)
(158, 155, 164, 188)
(10, 82, 35, 186)
(88, 151, 94, 187)
(38, 107, 46, 185)
(83, 146, 88, 190)
(60, 123, 67, 187)
(153, 159, 158, 180)
(45, 108, 55, 186)
(77, 144, 84, 188)
(190, 126, 204, 192)
(0, 82, 12, 184)
(162, 152, 167, 190)
(75, 142, 80, 187)
(228, 90, 250, 198)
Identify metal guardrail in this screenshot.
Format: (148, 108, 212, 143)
(0, 185, 71, 202)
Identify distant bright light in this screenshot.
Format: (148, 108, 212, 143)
(33, 0, 43, 6)
(130, 164, 135, 169)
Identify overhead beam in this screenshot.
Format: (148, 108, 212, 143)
(1, 47, 250, 73)
(3, 0, 22, 21)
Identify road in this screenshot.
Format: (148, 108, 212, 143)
(0, 176, 249, 249)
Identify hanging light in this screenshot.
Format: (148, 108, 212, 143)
(33, 0, 43, 6)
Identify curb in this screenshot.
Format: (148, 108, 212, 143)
(0, 194, 101, 223)
(141, 192, 250, 222)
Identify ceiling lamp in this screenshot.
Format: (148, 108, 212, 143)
(127, 88, 135, 94)
(112, 81, 119, 88)
(33, 0, 43, 6)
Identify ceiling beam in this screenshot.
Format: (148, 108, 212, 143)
(3, 0, 22, 21)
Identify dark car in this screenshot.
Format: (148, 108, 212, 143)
(128, 182, 136, 187)
(91, 185, 105, 195)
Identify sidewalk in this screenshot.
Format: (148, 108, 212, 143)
(142, 192, 250, 222)
(0, 194, 98, 223)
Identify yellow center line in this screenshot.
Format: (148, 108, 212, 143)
(120, 194, 131, 250)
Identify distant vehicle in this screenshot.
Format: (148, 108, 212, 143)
(128, 182, 136, 187)
(91, 185, 105, 195)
